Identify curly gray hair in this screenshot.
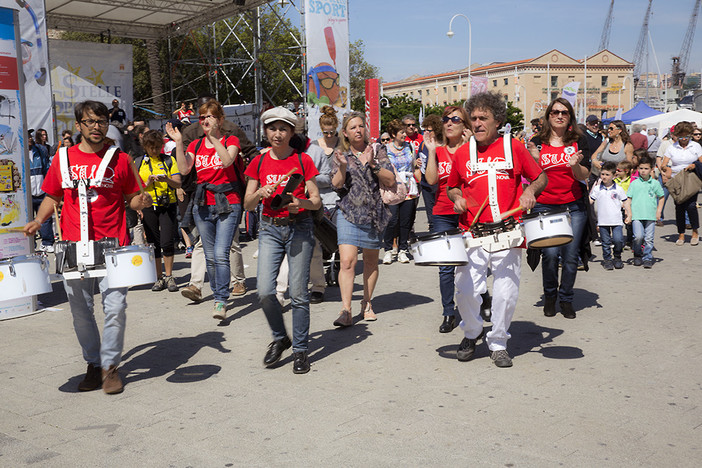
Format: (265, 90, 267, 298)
(464, 91, 507, 126)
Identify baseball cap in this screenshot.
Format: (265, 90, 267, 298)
(261, 107, 298, 128)
(586, 115, 599, 123)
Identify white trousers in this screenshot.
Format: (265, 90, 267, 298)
(455, 247, 521, 351)
(189, 229, 245, 289)
(276, 238, 326, 296)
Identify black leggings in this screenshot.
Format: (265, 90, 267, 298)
(383, 198, 416, 251)
(675, 193, 699, 234)
(142, 204, 178, 258)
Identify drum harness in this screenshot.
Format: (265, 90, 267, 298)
(57, 145, 118, 279)
(464, 134, 525, 253)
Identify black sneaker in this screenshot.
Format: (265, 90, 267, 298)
(310, 291, 324, 304)
(78, 363, 102, 392)
(151, 276, 166, 292)
(643, 260, 653, 269)
(456, 337, 476, 362)
(263, 336, 292, 367)
(292, 351, 310, 374)
(560, 301, 576, 319)
(613, 258, 624, 269)
(633, 257, 643, 267)
(490, 349, 513, 368)
(544, 295, 557, 317)
(480, 292, 492, 321)
(602, 260, 614, 271)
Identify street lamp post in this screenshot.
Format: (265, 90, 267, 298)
(516, 84, 527, 121)
(447, 14, 472, 100)
(622, 75, 631, 110)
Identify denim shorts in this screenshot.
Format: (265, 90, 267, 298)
(336, 209, 382, 250)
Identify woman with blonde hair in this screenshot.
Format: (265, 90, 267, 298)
(331, 112, 395, 327)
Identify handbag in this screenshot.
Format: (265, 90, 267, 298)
(665, 169, 702, 204)
(372, 142, 407, 205)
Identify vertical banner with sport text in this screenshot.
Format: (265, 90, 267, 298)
(0, 7, 35, 320)
(305, 0, 349, 139)
(365, 79, 380, 142)
(14, 0, 53, 144)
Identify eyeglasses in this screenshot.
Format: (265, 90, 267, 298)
(425, 128, 433, 133)
(80, 119, 109, 128)
(607, 127, 618, 131)
(322, 131, 336, 136)
(199, 115, 215, 121)
(381, 138, 390, 143)
(550, 110, 570, 117)
(404, 122, 417, 127)
(442, 116, 463, 124)
(678, 136, 691, 140)
(692, 133, 702, 137)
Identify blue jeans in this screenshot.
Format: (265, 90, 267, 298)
(63, 276, 128, 369)
(598, 225, 623, 261)
(32, 196, 54, 246)
(257, 217, 314, 352)
(632, 220, 655, 261)
(433, 214, 459, 317)
(534, 200, 588, 303)
(420, 180, 437, 231)
(194, 204, 242, 303)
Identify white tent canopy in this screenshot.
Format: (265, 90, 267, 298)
(633, 109, 702, 134)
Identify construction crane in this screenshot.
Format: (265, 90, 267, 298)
(672, 0, 701, 87)
(598, 0, 615, 51)
(632, 0, 653, 89)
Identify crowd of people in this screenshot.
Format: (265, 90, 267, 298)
(23, 93, 702, 394)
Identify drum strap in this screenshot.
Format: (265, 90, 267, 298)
(469, 134, 514, 221)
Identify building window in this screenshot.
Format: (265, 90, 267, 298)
(493, 80, 497, 87)
(551, 76, 558, 87)
(504, 78, 508, 85)
(601, 76, 608, 87)
(453, 85, 457, 92)
(443, 86, 447, 94)
(601, 93, 608, 104)
(551, 91, 558, 101)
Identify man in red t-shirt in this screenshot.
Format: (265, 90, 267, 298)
(629, 123, 648, 151)
(24, 100, 152, 395)
(447, 92, 547, 368)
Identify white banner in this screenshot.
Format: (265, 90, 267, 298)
(304, 0, 349, 140)
(49, 40, 133, 134)
(561, 81, 580, 107)
(14, 0, 53, 144)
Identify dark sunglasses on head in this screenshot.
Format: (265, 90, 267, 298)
(442, 116, 463, 124)
(550, 110, 569, 117)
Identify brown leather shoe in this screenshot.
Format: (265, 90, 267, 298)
(231, 282, 246, 297)
(78, 363, 102, 392)
(102, 365, 124, 394)
(181, 285, 202, 302)
(333, 309, 353, 327)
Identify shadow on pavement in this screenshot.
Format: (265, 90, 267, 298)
(306, 322, 372, 365)
(533, 288, 603, 311)
(119, 331, 230, 385)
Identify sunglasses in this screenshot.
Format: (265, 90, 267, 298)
(550, 110, 570, 117)
(404, 123, 417, 127)
(199, 115, 214, 121)
(381, 138, 390, 143)
(692, 133, 702, 137)
(322, 130, 336, 136)
(608, 127, 618, 131)
(442, 116, 463, 124)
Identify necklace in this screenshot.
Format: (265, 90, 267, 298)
(392, 142, 404, 151)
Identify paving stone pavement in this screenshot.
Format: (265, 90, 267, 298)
(1, 203, 701, 467)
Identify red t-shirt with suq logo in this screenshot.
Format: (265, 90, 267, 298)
(42, 144, 140, 246)
(244, 151, 319, 218)
(432, 145, 460, 216)
(536, 142, 583, 204)
(187, 136, 243, 206)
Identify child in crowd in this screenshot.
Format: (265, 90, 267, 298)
(624, 155, 664, 269)
(590, 161, 629, 270)
(616, 158, 636, 248)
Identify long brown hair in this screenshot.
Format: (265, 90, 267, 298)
(607, 120, 630, 144)
(538, 97, 582, 146)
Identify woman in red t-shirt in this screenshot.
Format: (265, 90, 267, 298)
(243, 107, 321, 375)
(424, 105, 470, 334)
(528, 98, 591, 320)
(166, 100, 243, 320)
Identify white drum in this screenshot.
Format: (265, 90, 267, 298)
(0, 254, 52, 301)
(409, 229, 469, 266)
(105, 245, 157, 289)
(522, 209, 573, 248)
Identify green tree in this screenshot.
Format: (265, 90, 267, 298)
(349, 39, 380, 112)
(505, 101, 524, 132)
(378, 95, 422, 133)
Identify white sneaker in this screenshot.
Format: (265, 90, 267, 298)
(253, 249, 259, 259)
(382, 251, 393, 264)
(44, 244, 54, 253)
(398, 250, 410, 263)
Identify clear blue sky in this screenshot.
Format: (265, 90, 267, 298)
(346, 0, 702, 83)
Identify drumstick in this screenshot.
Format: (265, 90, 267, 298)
(128, 157, 145, 194)
(53, 204, 63, 241)
(500, 205, 524, 220)
(468, 195, 490, 231)
(271, 168, 297, 191)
